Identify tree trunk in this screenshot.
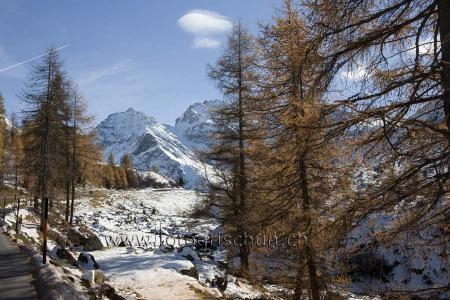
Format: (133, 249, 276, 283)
(294, 241, 304, 300)
(14, 158, 18, 190)
(438, 0, 450, 144)
(69, 93, 77, 226)
(236, 24, 250, 272)
(65, 181, 70, 222)
(70, 178, 75, 225)
(40, 58, 52, 231)
(296, 155, 321, 300)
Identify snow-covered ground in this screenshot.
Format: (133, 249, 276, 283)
(72, 187, 270, 299)
(4, 185, 447, 299)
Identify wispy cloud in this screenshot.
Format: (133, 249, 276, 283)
(177, 10, 232, 49)
(78, 58, 133, 86)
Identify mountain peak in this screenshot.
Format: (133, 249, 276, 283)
(169, 100, 220, 151)
(96, 105, 212, 189)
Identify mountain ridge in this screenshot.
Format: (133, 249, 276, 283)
(96, 102, 217, 189)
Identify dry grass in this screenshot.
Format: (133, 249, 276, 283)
(89, 190, 107, 208)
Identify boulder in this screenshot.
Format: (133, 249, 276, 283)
(178, 246, 200, 262)
(213, 275, 228, 291)
(99, 284, 126, 300)
(68, 227, 103, 251)
(180, 266, 199, 280)
(78, 253, 99, 270)
(81, 270, 104, 287)
(158, 244, 174, 253)
(50, 245, 79, 267)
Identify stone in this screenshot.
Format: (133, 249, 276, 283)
(78, 253, 99, 269)
(180, 266, 199, 280)
(68, 227, 103, 251)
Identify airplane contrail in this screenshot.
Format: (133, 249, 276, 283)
(0, 44, 71, 73)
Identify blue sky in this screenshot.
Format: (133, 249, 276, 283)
(0, 0, 277, 125)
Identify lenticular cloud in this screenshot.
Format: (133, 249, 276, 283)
(177, 10, 232, 36)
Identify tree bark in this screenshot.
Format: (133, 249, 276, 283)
(297, 155, 321, 300)
(65, 181, 70, 222)
(70, 179, 75, 225)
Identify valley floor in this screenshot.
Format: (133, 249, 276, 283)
(2, 186, 448, 299)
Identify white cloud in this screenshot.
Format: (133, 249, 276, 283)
(178, 10, 232, 35)
(193, 37, 221, 49)
(78, 58, 132, 86)
(178, 10, 232, 49)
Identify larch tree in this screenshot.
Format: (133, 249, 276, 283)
(306, 0, 450, 256)
(22, 49, 66, 227)
(62, 84, 97, 225)
(253, 1, 355, 298)
(21, 48, 100, 228)
(0, 93, 7, 184)
(9, 113, 24, 190)
(121, 153, 138, 188)
(207, 21, 259, 273)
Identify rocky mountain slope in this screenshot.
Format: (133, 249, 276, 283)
(167, 100, 220, 152)
(96, 107, 212, 189)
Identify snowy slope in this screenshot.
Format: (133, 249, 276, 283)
(96, 108, 209, 189)
(167, 100, 220, 151)
(4, 117, 12, 130)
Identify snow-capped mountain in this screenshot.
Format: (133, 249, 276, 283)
(168, 100, 220, 151)
(96, 108, 210, 189)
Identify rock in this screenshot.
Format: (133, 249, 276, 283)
(78, 253, 99, 269)
(158, 244, 174, 253)
(81, 270, 104, 287)
(217, 261, 229, 271)
(213, 275, 228, 291)
(48, 229, 69, 247)
(185, 254, 195, 262)
(126, 246, 136, 254)
(94, 270, 105, 285)
(99, 284, 126, 300)
(81, 270, 95, 287)
(180, 266, 199, 280)
(178, 246, 200, 262)
(68, 227, 103, 251)
(50, 245, 79, 267)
